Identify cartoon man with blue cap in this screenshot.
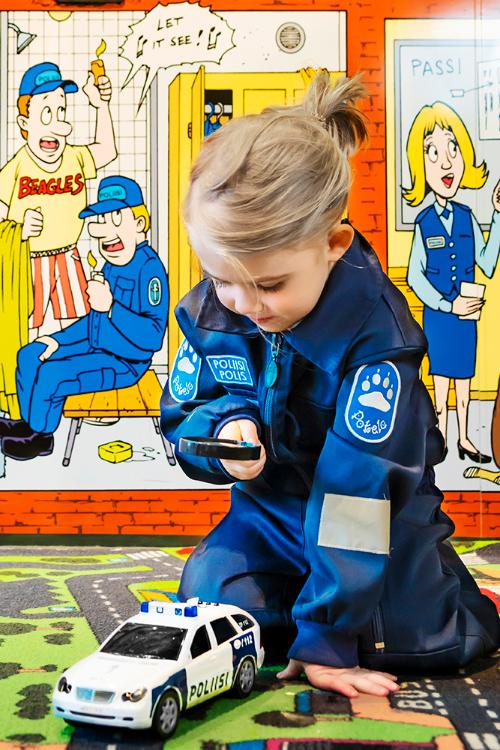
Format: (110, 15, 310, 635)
(0, 61, 117, 342)
(0, 176, 168, 461)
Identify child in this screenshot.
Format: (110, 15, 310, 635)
(161, 74, 499, 697)
(0, 176, 168, 461)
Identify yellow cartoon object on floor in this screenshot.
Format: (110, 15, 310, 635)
(98, 440, 132, 463)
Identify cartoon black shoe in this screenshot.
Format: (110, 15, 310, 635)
(2, 432, 54, 460)
(0, 417, 35, 438)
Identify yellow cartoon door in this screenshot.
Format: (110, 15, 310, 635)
(168, 67, 344, 367)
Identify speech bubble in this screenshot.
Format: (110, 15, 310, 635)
(120, 2, 236, 108)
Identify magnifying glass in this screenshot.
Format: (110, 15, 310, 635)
(178, 437, 261, 460)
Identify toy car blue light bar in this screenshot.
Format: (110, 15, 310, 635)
(139, 601, 198, 617)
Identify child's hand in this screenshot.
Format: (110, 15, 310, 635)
(217, 419, 266, 480)
(277, 658, 399, 698)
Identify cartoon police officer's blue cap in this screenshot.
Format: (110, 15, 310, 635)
(79, 176, 145, 218)
(19, 62, 78, 97)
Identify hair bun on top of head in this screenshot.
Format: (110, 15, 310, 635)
(303, 71, 368, 155)
(184, 70, 369, 255)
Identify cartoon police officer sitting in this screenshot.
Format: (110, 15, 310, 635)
(0, 176, 169, 461)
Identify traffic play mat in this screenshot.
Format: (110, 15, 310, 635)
(0, 540, 498, 750)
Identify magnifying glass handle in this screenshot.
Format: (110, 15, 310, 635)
(178, 437, 261, 460)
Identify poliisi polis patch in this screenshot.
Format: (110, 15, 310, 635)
(206, 355, 254, 387)
(345, 361, 401, 443)
(168, 339, 202, 403)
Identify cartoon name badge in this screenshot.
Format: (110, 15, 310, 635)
(345, 361, 401, 443)
(426, 236, 446, 249)
(206, 355, 254, 386)
(169, 339, 202, 403)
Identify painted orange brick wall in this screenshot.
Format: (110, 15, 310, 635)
(0, 490, 230, 536)
(0, 0, 498, 538)
(0, 489, 497, 539)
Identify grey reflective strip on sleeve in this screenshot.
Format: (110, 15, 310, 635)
(318, 493, 390, 555)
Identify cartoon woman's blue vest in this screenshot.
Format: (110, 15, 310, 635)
(415, 201, 474, 301)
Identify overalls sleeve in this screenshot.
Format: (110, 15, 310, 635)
(160, 330, 262, 484)
(289, 346, 437, 668)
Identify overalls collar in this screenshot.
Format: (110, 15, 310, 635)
(194, 231, 384, 372)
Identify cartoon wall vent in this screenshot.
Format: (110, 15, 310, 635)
(276, 23, 305, 54)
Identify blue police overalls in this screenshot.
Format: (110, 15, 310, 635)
(161, 231, 499, 671)
(417, 201, 476, 378)
(17, 242, 168, 434)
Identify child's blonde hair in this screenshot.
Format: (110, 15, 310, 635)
(403, 101, 488, 207)
(184, 72, 367, 257)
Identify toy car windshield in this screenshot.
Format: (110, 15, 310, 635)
(100, 623, 187, 660)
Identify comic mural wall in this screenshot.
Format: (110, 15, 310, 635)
(0, 0, 498, 538)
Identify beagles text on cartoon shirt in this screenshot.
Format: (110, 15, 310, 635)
(0, 144, 96, 253)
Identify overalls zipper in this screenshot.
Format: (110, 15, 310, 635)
(372, 605, 385, 651)
(263, 333, 283, 461)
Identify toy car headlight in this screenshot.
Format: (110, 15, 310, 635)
(57, 676, 72, 693)
(122, 687, 147, 702)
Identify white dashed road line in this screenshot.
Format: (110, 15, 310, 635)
(461, 675, 500, 750)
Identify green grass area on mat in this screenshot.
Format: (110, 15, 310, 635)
(452, 540, 499, 555)
(128, 578, 179, 602)
(161, 546, 194, 561)
(0, 615, 97, 744)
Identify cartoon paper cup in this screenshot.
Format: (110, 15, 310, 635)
(459, 281, 486, 320)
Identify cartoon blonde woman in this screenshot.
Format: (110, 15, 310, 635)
(405, 102, 500, 463)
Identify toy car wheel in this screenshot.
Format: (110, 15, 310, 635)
(232, 656, 256, 697)
(153, 689, 180, 738)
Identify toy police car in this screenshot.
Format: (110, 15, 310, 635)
(53, 598, 264, 738)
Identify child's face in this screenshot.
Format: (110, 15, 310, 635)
(196, 225, 353, 332)
(424, 124, 464, 199)
(18, 88, 72, 164)
(88, 207, 144, 266)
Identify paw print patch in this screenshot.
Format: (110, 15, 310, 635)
(345, 362, 401, 443)
(169, 339, 202, 403)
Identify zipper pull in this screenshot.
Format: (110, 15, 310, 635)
(264, 333, 282, 388)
